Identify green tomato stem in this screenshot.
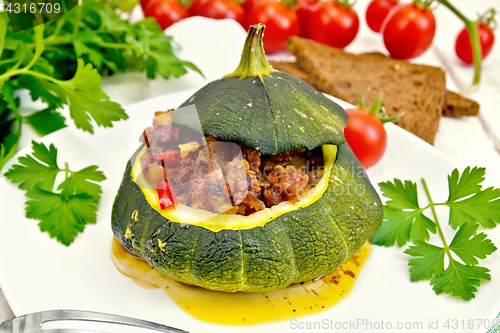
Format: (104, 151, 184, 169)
(368, 93, 383, 116)
(336, 0, 356, 9)
(436, 0, 482, 87)
(281, 0, 296, 9)
(413, 0, 433, 10)
(421, 178, 449, 250)
(357, 91, 367, 110)
(466, 21, 482, 88)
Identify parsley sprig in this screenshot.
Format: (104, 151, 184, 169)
(372, 167, 500, 301)
(4, 141, 106, 246)
(0, 0, 201, 169)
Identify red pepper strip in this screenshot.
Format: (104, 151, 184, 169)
(157, 180, 178, 210)
(154, 150, 181, 167)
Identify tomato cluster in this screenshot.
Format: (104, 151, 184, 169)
(143, 0, 496, 63)
(366, 0, 496, 63)
(141, 0, 361, 53)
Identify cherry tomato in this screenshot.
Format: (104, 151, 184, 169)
(246, 0, 299, 53)
(242, 0, 267, 29)
(344, 109, 387, 169)
(189, 0, 245, 27)
(365, 0, 398, 33)
(242, 0, 259, 12)
(141, 0, 188, 30)
(455, 23, 495, 64)
(297, 0, 318, 38)
(382, 3, 436, 59)
(309, 0, 359, 49)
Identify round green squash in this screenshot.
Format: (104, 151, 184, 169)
(111, 25, 383, 292)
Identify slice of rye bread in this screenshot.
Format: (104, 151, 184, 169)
(269, 61, 480, 118)
(285, 36, 448, 144)
(362, 52, 480, 117)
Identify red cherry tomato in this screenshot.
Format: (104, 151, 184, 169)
(309, 0, 359, 49)
(455, 23, 495, 64)
(242, 0, 267, 29)
(242, 0, 259, 12)
(189, 0, 245, 27)
(382, 3, 436, 59)
(297, 0, 318, 38)
(246, 0, 299, 53)
(344, 109, 387, 168)
(141, 0, 188, 30)
(365, 0, 398, 33)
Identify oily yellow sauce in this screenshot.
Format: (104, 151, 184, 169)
(111, 238, 371, 326)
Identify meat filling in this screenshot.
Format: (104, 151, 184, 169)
(139, 110, 325, 216)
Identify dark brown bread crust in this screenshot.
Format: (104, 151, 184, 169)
(284, 37, 448, 144)
(443, 90, 479, 117)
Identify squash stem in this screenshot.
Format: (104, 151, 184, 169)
(224, 24, 276, 79)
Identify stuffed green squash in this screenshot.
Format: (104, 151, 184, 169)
(111, 24, 383, 293)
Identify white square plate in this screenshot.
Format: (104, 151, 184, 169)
(1, 87, 500, 333)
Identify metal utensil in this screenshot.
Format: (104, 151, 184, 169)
(0, 310, 189, 333)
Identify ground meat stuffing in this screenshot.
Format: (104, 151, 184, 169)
(139, 110, 325, 216)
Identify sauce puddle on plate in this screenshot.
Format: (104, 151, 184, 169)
(111, 238, 371, 325)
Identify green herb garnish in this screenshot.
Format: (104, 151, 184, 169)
(5, 141, 106, 246)
(372, 167, 500, 301)
(0, 0, 201, 169)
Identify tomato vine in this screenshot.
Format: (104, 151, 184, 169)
(436, 0, 495, 88)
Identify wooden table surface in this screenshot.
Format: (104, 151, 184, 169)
(1, 0, 500, 324)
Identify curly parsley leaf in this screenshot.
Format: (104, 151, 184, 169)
(445, 167, 500, 229)
(431, 257, 491, 301)
(405, 222, 496, 300)
(371, 179, 436, 246)
(0, 1, 201, 168)
(26, 106, 66, 136)
(405, 241, 445, 282)
(448, 222, 497, 266)
(25, 188, 98, 246)
(58, 165, 106, 200)
(4, 141, 106, 246)
(4, 141, 59, 191)
(373, 168, 498, 301)
(447, 167, 485, 202)
(39, 59, 128, 133)
(130, 19, 203, 79)
(380, 179, 420, 209)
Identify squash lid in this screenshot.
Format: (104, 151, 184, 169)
(172, 25, 348, 155)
